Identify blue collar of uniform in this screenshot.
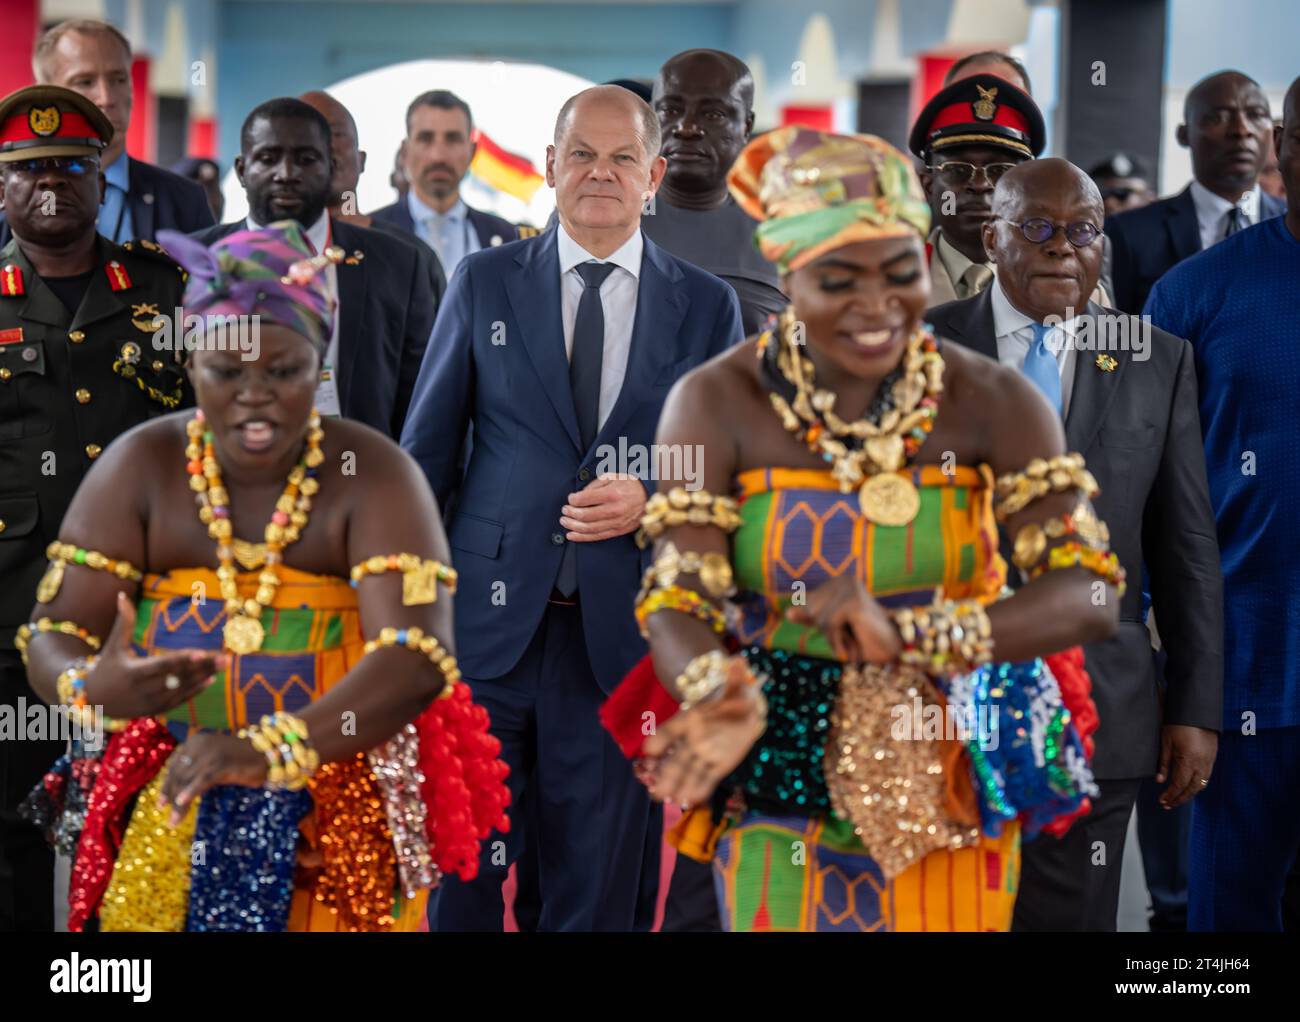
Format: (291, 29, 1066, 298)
(103, 154, 130, 192)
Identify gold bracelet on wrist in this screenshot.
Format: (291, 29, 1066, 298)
(634, 585, 728, 640)
(1011, 500, 1111, 570)
(637, 540, 736, 607)
(238, 711, 319, 790)
(994, 454, 1100, 521)
(361, 625, 461, 696)
(349, 553, 458, 606)
(637, 488, 742, 547)
(893, 598, 994, 676)
(675, 650, 731, 711)
(15, 618, 102, 665)
(1027, 541, 1128, 596)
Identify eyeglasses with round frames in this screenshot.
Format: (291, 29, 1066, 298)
(996, 216, 1102, 247)
(926, 161, 1017, 187)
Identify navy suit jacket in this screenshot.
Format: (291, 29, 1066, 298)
(1106, 184, 1286, 313)
(191, 217, 437, 438)
(370, 196, 519, 249)
(0, 156, 214, 248)
(400, 226, 744, 690)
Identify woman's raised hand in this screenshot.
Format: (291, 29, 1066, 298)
(83, 591, 227, 719)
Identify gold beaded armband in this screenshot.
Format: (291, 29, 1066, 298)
(893, 598, 994, 676)
(1011, 500, 1111, 570)
(993, 454, 1100, 521)
(45, 542, 144, 580)
(634, 585, 728, 640)
(361, 626, 461, 696)
(350, 553, 458, 606)
(239, 711, 320, 790)
(1028, 541, 1128, 596)
(15, 618, 102, 665)
(638, 488, 742, 547)
(636, 540, 735, 606)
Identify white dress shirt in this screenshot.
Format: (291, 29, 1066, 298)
(408, 192, 481, 278)
(246, 211, 342, 416)
(1189, 180, 1263, 250)
(556, 222, 643, 428)
(990, 278, 1082, 418)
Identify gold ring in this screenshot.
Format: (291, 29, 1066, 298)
(1199, 779, 1209, 787)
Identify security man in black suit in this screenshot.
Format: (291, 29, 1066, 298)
(0, 19, 214, 249)
(1107, 70, 1286, 314)
(191, 98, 437, 439)
(0, 85, 189, 931)
(926, 158, 1223, 931)
(369, 90, 521, 271)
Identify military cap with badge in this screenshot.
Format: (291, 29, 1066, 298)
(0, 84, 189, 439)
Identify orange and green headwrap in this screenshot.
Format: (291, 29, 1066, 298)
(727, 126, 932, 274)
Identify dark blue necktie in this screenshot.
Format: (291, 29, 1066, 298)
(1223, 205, 1246, 239)
(555, 260, 616, 596)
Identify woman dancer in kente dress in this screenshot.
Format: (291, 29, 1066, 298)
(601, 128, 1121, 932)
(18, 222, 509, 931)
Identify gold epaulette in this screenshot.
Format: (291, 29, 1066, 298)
(516, 224, 541, 239)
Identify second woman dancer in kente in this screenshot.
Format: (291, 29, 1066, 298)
(601, 127, 1121, 932)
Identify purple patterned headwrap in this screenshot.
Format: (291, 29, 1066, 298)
(156, 220, 337, 354)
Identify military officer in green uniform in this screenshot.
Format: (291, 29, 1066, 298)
(0, 84, 188, 931)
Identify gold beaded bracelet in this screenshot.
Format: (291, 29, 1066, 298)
(634, 585, 728, 640)
(637, 488, 742, 547)
(893, 598, 994, 676)
(53, 655, 127, 732)
(636, 540, 736, 606)
(993, 454, 1100, 521)
(238, 711, 320, 790)
(1028, 541, 1128, 597)
(361, 625, 461, 696)
(350, 553, 458, 607)
(1011, 500, 1111, 570)
(15, 618, 103, 665)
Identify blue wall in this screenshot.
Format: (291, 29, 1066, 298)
(216, 1, 734, 162)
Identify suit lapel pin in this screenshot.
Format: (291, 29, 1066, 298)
(489, 235, 503, 247)
(343, 249, 363, 265)
(1095, 354, 1118, 372)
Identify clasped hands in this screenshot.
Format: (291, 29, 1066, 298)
(559, 473, 647, 542)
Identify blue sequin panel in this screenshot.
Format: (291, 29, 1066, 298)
(186, 785, 312, 931)
(940, 659, 1099, 840)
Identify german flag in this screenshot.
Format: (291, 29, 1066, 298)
(470, 131, 544, 203)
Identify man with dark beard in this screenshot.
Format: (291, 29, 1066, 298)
(191, 98, 436, 438)
(370, 91, 520, 278)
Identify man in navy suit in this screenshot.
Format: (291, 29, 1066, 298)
(192, 98, 436, 439)
(1107, 70, 1285, 314)
(0, 19, 214, 249)
(370, 90, 520, 275)
(401, 85, 743, 931)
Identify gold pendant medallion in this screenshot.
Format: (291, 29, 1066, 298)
(223, 614, 265, 655)
(231, 538, 268, 570)
(859, 473, 921, 526)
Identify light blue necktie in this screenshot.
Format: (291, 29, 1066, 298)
(1022, 322, 1062, 416)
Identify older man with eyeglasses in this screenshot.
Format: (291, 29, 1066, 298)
(925, 157, 1223, 932)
